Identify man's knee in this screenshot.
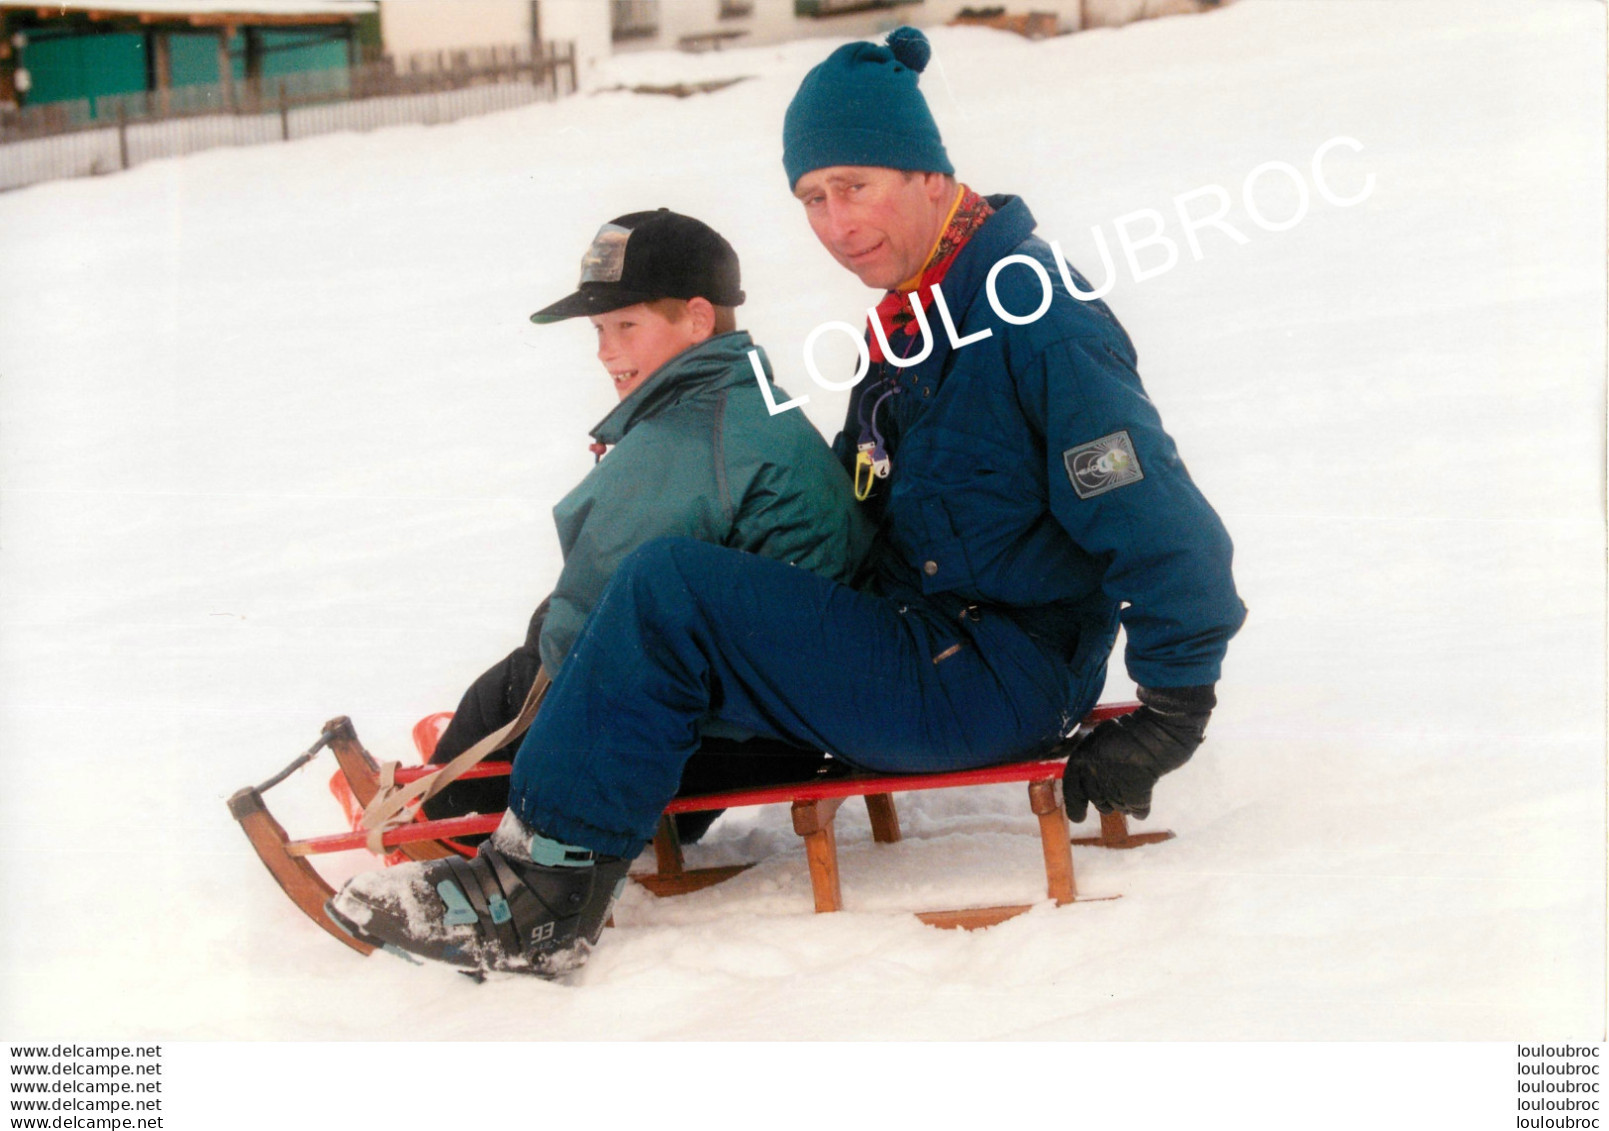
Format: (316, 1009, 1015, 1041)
(608, 536, 731, 624)
(561, 539, 715, 674)
(615, 535, 716, 583)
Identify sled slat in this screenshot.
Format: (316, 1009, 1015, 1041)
(363, 701, 1146, 788)
(916, 905, 1035, 930)
(916, 894, 1123, 931)
(324, 716, 379, 806)
(326, 722, 473, 862)
(665, 759, 1065, 812)
(228, 786, 374, 956)
(286, 813, 503, 857)
(631, 864, 753, 897)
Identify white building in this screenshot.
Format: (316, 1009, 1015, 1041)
(378, 1, 1220, 87)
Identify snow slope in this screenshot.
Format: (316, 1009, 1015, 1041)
(0, 0, 1602, 1043)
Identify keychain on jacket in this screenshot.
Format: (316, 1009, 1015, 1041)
(854, 376, 897, 501)
(853, 329, 925, 501)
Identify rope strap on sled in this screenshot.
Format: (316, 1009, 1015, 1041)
(359, 667, 551, 854)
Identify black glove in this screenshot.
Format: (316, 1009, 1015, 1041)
(1062, 684, 1216, 822)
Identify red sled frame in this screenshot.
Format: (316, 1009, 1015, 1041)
(228, 703, 1172, 954)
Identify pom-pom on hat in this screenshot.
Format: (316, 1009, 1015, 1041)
(782, 25, 953, 191)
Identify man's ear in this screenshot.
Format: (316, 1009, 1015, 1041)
(686, 296, 718, 341)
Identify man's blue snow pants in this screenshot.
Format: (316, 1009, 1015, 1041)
(507, 537, 1101, 857)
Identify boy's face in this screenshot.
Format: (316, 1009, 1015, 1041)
(590, 301, 702, 402)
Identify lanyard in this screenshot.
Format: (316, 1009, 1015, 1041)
(853, 375, 898, 501)
(853, 322, 927, 501)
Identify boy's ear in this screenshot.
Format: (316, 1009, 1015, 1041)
(686, 296, 717, 341)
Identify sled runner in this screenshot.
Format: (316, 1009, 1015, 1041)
(229, 702, 1173, 955)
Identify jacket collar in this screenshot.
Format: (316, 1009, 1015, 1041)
(872, 195, 1037, 369)
(873, 195, 1036, 384)
(589, 331, 763, 445)
(938, 194, 1036, 312)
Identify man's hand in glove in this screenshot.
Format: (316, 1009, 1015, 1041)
(1062, 684, 1217, 822)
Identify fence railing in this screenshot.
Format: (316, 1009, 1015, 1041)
(0, 40, 576, 192)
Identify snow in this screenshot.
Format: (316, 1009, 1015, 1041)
(0, 0, 1603, 1054)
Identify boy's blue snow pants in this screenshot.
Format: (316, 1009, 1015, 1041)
(508, 537, 1101, 857)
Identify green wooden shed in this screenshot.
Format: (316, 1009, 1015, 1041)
(1, 1, 376, 115)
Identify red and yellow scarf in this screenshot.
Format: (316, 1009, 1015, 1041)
(866, 185, 994, 362)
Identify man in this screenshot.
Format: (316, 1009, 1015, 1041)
(328, 27, 1245, 977)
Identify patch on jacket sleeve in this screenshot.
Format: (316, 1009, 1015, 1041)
(1063, 430, 1145, 499)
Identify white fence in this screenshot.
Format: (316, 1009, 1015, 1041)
(0, 44, 573, 193)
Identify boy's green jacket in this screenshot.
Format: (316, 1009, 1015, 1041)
(540, 330, 871, 674)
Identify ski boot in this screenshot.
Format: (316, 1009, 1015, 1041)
(326, 814, 630, 977)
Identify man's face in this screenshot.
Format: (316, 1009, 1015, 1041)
(793, 166, 955, 290)
(589, 301, 701, 402)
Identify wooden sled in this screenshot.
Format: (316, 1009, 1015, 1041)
(230, 702, 1174, 954)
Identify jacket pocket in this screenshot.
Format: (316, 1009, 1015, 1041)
(915, 497, 977, 595)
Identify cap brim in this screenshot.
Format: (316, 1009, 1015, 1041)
(529, 286, 662, 324)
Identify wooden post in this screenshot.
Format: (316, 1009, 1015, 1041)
(1028, 779, 1077, 904)
(652, 814, 684, 876)
(1072, 808, 1175, 849)
(791, 797, 845, 913)
(1099, 810, 1129, 847)
(865, 793, 901, 844)
(115, 98, 129, 170)
(216, 27, 236, 111)
(0, 10, 12, 107)
(150, 31, 172, 117)
(529, 0, 543, 88)
(631, 809, 753, 897)
(802, 823, 842, 912)
(243, 28, 262, 83)
(243, 28, 262, 111)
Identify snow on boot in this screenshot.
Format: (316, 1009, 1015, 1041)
(326, 814, 630, 976)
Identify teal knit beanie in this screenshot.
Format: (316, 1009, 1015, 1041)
(783, 26, 953, 190)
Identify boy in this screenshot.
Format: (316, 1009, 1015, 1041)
(419, 209, 869, 833)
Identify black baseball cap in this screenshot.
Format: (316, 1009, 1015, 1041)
(530, 208, 746, 324)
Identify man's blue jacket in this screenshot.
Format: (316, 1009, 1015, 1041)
(833, 194, 1245, 701)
